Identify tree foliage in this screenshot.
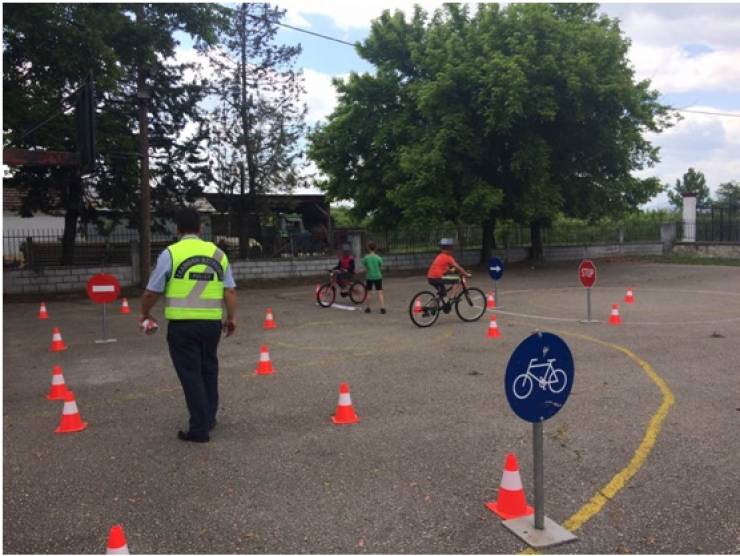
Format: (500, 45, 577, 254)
(667, 167, 711, 209)
(714, 181, 740, 207)
(309, 3, 674, 259)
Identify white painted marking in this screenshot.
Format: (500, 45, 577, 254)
(92, 285, 115, 293)
(330, 304, 356, 311)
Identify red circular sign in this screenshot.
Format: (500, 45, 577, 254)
(86, 273, 121, 304)
(578, 259, 597, 288)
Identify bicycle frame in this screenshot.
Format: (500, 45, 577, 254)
(524, 358, 559, 389)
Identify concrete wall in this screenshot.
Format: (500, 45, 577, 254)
(3, 242, 663, 296)
(672, 242, 740, 258)
(3, 266, 135, 295)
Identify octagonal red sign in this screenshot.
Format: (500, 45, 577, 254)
(578, 259, 596, 288)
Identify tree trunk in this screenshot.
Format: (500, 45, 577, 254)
(530, 220, 545, 262)
(136, 4, 151, 286)
(61, 171, 81, 265)
(238, 162, 250, 259)
(480, 218, 496, 265)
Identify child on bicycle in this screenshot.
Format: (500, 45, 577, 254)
(362, 241, 386, 314)
(427, 238, 470, 301)
(334, 243, 355, 296)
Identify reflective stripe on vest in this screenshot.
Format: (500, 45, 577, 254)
(164, 238, 228, 320)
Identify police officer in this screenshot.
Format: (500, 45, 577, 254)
(139, 208, 237, 443)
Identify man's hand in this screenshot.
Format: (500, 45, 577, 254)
(223, 317, 237, 337)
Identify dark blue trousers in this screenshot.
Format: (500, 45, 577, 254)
(167, 320, 222, 437)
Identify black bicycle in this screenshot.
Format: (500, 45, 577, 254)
(408, 273, 486, 327)
(317, 269, 367, 308)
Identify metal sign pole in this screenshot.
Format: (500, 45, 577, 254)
(95, 302, 117, 344)
(586, 288, 592, 322)
(102, 303, 108, 341)
(494, 280, 499, 307)
(533, 420, 545, 530)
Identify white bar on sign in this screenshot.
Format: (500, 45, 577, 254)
(92, 285, 115, 292)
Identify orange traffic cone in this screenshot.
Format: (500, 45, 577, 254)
(49, 327, 68, 352)
(46, 365, 70, 400)
(609, 303, 622, 326)
(413, 298, 423, 314)
(331, 382, 359, 425)
(624, 288, 635, 304)
(485, 453, 534, 520)
(106, 524, 129, 554)
(487, 315, 501, 339)
(487, 292, 496, 310)
(120, 298, 131, 314)
(255, 345, 275, 375)
(38, 302, 49, 320)
(54, 391, 88, 433)
(263, 308, 277, 330)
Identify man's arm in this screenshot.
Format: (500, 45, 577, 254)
(223, 288, 237, 337)
(140, 290, 160, 320)
(139, 249, 171, 323)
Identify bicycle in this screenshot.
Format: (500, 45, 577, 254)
(316, 269, 367, 308)
(512, 358, 567, 400)
(408, 273, 487, 327)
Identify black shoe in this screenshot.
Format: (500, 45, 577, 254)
(380, 308, 386, 314)
(340, 290, 348, 297)
(364, 307, 371, 313)
(442, 303, 452, 314)
(178, 430, 209, 443)
(209, 419, 217, 431)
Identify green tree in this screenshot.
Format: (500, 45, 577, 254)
(204, 3, 306, 258)
(667, 168, 711, 209)
(714, 181, 740, 207)
(3, 3, 226, 263)
(309, 4, 672, 261)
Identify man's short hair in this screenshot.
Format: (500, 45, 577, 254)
(175, 207, 201, 234)
(367, 241, 376, 251)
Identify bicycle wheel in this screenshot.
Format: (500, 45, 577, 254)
(513, 374, 533, 400)
(317, 284, 335, 308)
(409, 291, 440, 328)
(548, 369, 567, 394)
(454, 287, 487, 322)
(349, 281, 367, 304)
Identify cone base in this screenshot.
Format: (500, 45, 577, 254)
(487, 331, 501, 339)
(485, 500, 534, 521)
(49, 345, 68, 352)
(39, 315, 49, 320)
(255, 368, 275, 375)
(55, 421, 88, 434)
(624, 300, 634, 304)
(263, 323, 277, 330)
(331, 414, 359, 425)
(608, 319, 622, 326)
(46, 391, 68, 401)
(120, 309, 131, 315)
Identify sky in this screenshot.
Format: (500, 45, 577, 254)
(176, 2, 740, 209)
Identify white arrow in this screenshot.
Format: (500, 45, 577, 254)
(489, 266, 502, 272)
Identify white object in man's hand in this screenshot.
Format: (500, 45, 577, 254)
(140, 316, 159, 335)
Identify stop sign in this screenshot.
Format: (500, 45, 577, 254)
(578, 259, 596, 288)
(86, 273, 121, 304)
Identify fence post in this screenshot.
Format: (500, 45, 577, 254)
(618, 227, 624, 254)
(131, 240, 141, 285)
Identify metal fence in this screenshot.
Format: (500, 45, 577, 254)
(4, 220, 664, 270)
(678, 205, 740, 243)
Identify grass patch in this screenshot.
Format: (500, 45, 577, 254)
(638, 254, 740, 267)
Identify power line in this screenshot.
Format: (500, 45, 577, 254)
(675, 109, 740, 118)
(246, 13, 357, 47)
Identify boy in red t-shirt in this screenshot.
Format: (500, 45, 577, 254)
(334, 243, 355, 295)
(426, 238, 470, 299)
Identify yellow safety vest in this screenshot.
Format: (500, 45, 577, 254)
(164, 237, 228, 321)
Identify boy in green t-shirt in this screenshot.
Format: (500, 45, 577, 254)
(362, 241, 386, 314)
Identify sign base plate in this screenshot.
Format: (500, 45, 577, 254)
(502, 515, 577, 548)
(94, 338, 118, 344)
(578, 319, 600, 324)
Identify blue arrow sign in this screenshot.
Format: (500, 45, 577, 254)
(488, 257, 504, 281)
(505, 332, 574, 423)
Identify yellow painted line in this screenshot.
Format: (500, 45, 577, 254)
(557, 331, 674, 533)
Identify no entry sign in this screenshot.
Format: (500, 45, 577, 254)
(86, 274, 121, 304)
(578, 259, 596, 288)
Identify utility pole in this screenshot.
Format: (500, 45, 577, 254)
(136, 5, 151, 287)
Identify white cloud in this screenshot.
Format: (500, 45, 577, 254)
(628, 42, 740, 93)
(640, 106, 740, 207)
(303, 68, 345, 124)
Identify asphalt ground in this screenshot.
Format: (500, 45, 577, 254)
(3, 259, 740, 554)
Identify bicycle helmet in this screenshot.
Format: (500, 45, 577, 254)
(342, 243, 353, 254)
(440, 237, 454, 249)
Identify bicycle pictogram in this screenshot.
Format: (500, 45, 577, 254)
(512, 358, 568, 400)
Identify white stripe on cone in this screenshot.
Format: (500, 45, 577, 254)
(500, 469, 524, 491)
(260, 351, 270, 362)
(51, 374, 65, 385)
(338, 392, 352, 406)
(62, 401, 79, 415)
(52, 332, 62, 341)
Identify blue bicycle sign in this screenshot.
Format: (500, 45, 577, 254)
(505, 332, 574, 422)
